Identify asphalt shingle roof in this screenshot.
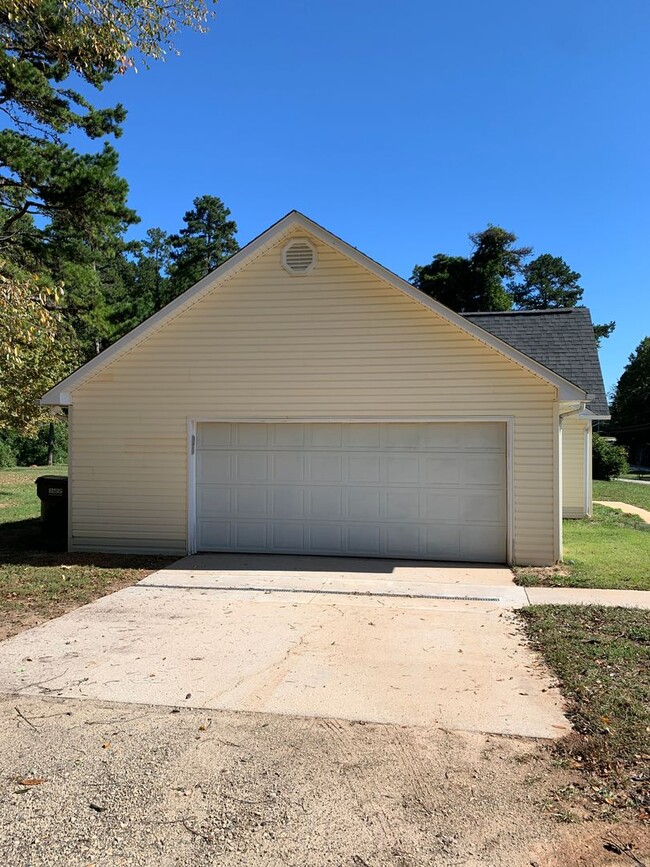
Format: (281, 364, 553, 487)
(461, 307, 609, 416)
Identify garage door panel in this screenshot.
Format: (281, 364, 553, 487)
(462, 455, 505, 485)
(197, 519, 230, 550)
(385, 524, 420, 556)
(420, 424, 463, 450)
(236, 424, 269, 447)
(198, 486, 232, 515)
(308, 487, 343, 519)
(386, 455, 420, 484)
(349, 454, 381, 483)
(198, 423, 232, 448)
(348, 488, 381, 520)
(461, 490, 506, 523)
(463, 423, 505, 450)
(309, 424, 343, 448)
(424, 456, 462, 485)
(234, 522, 267, 550)
(272, 523, 305, 551)
(271, 486, 304, 518)
(196, 422, 507, 562)
(424, 525, 461, 559)
(385, 489, 421, 521)
(347, 425, 382, 448)
(236, 453, 268, 482)
(272, 424, 305, 448)
(308, 524, 343, 553)
(197, 451, 232, 482)
(271, 453, 304, 482)
(422, 490, 461, 521)
(386, 425, 421, 449)
(234, 486, 269, 516)
(308, 454, 344, 482)
(461, 525, 505, 561)
(348, 524, 382, 554)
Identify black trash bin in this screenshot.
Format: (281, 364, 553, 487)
(35, 475, 68, 549)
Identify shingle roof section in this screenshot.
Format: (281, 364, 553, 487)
(461, 308, 609, 416)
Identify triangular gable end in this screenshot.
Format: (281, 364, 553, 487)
(41, 211, 586, 405)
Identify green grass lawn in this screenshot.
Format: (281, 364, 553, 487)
(593, 479, 650, 511)
(521, 605, 649, 818)
(0, 466, 172, 640)
(517, 482, 650, 591)
(0, 464, 68, 543)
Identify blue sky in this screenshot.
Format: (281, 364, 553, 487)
(101, 0, 649, 393)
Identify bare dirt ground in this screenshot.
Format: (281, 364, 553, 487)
(0, 696, 647, 867)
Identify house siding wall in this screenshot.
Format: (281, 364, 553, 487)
(69, 230, 559, 565)
(562, 417, 588, 518)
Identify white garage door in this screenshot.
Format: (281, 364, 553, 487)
(195, 422, 507, 562)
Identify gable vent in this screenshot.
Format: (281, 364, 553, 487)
(282, 238, 317, 275)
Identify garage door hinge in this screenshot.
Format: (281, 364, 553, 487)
(191, 434, 196, 455)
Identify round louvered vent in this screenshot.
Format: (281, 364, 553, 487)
(282, 238, 317, 275)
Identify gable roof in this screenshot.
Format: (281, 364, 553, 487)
(462, 308, 609, 417)
(40, 211, 587, 406)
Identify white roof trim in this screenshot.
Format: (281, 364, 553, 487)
(41, 210, 586, 405)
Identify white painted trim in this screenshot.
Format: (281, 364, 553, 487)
(188, 416, 515, 565)
(555, 407, 563, 562)
(187, 419, 197, 554)
(40, 211, 586, 406)
(585, 423, 593, 517)
(67, 406, 73, 552)
(506, 419, 515, 566)
(188, 414, 516, 424)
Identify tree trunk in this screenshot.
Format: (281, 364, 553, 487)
(47, 421, 55, 466)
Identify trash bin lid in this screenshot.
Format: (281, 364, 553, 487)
(35, 475, 69, 499)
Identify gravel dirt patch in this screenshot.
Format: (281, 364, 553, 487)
(0, 696, 648, 866)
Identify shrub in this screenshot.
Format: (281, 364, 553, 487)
(0, 421, 68, 466)
(592, 433, 629, 481)
(0, 438, 16, 468)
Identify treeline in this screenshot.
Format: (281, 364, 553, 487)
(412, 226, 614, 344)
(64, 193, 239, 360)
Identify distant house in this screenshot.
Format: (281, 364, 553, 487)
(41, 212, 609, 566)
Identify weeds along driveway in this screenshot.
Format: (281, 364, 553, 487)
(0, 554, 569, 739)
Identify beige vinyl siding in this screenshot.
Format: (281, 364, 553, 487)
(562, 417, 588, 518)
(69, 229, 559, 564)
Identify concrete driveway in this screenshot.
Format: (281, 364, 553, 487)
(0, 554, 568, 739)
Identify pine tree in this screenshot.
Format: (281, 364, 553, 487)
(512, 254, 584, 309)
(168, 196, 239, 296)
(412, 226, 530, 312)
